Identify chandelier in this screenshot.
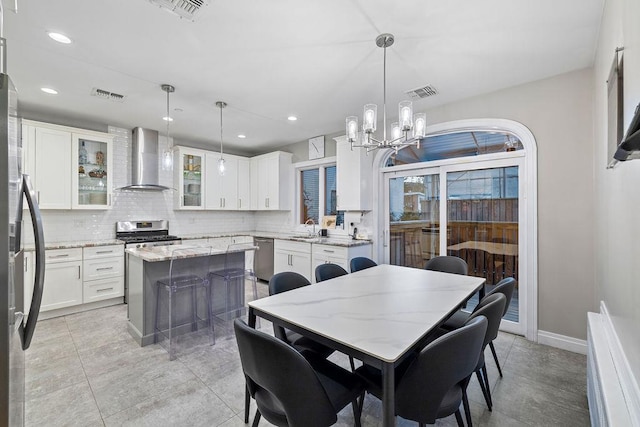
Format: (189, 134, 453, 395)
(345, 33, 427, 152)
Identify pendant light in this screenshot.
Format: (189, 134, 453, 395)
(216, 101, 227, 176)
(161, 84, 175, 171)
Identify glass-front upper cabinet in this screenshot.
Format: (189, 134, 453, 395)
(71, 132, 114, 209)
(173, 147, 205, 210)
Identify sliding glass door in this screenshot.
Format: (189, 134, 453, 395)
(384, 157, 524, 334)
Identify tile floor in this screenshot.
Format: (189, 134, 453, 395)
(25, 282, 590, 426)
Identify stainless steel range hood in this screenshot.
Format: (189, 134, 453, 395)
(120, 127, 171, 191)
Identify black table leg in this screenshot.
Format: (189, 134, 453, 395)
(248, 307, 256, 328)
(244, 384, 250, 423)
(382, 362, 395, 427)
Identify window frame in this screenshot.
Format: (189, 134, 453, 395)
(295, 157, 337, 225)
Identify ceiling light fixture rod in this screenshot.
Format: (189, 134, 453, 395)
(216, 101, 227, 176)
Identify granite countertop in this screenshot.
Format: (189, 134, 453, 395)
(181, 231, 372, 247)
(126, 242, 255, 262)
(25, 239, 124, 251)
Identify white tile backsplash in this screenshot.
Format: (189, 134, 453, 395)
(23, 126, 353, 244)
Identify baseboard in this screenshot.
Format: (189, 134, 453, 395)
(38, 297, 124, 320)
(537, 330, 587, 355)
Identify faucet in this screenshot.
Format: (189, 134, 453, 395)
(304, 218, 316, 237)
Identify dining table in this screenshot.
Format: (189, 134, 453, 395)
(247, 264, 486, 426)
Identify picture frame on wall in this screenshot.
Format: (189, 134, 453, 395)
(607, 47, 624, 166)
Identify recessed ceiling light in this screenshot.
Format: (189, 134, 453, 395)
(162, 116, 173, 122)
(40, 87, 58, 95)
(237, 134, 246, 139)
(47, 32, 72, 44)
(287, 116, 298, 121)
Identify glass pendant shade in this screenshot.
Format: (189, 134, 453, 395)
(363, 104, 377, 133)
(391, 122, 401, 140)
(399, 101, 413, 131)
(161, 84, 175, 171)
(218, 157, 226, 175)
(413, 113, 427, 138)
(346, 116, 359, 142)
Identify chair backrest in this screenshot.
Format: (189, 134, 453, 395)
(350, 257, 377, 273)
(424, 255, 468, 275)
(395, 316, 488, 424)
(234, 319, 337, 427)
(224, 242, 257, 272)
(268, 272, 311, 342)
(486, 277, 516, 317)
(268, 271, 311, 296)
(168, 246, 212, 286)
(467, 293, 506, 348)
(315, 263, 348, 283)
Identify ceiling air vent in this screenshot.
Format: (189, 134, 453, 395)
(91, 88, 126, 102)
(148, 0, 208, 21)
(405, 84, 438, 100)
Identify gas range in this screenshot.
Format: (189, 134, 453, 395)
(116, 220, 181, 249)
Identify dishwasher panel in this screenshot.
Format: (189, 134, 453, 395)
(254, 237, 274, 281)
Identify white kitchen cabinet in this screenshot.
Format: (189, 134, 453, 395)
(22, 122, 72, 209)
(335, 135, 373, 211)
(205, 152, 239, 210)
(22, 120, 114, 210)
(311, 243, 373, 283)
(237, 157, 251, 210)
(251, 151, 292, 210)
(82, 245, 124, 303)
(274, 240, 312, 281)
(72, 132, 114, 209)
(41, 248, 83, 312)
(174, 147, 205, 210)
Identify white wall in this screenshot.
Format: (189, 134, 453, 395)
(593, 0, 640, 386)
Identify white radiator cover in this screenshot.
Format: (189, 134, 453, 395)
(587, 303, 640, 426)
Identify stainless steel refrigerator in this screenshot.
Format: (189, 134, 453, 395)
(0, 69, 46, 425)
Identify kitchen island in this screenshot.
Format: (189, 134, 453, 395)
(126, 243, 252, 346)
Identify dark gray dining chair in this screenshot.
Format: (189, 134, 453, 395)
(315, 263, 348, 283)
(424, 255, 468, 275)
(234, 319, 365, 427)
(442, 277, 516, 377)
(462, 293, 506, 412)
(355, 316, 488, 427)
(268, 272, 335, 358)
(349, 257, 377, 273)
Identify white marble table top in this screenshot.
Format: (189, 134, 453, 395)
(248, 264, 485, 363)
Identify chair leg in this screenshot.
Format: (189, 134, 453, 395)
(462, 389, 473, 427)
(475, 370, 491, 411)
(481, 365, 493, 409)
(489, 341, 503, 377)
(349, 356, 356, 371)
(454, 409, 464, 427)
(154, 285, 161, 344)
(250, 275, 260, 328)
(244, 385, 250, 423)
(169, 288, 175, 361)
(251, 409, 261, 427)
(351, 396, 362, 427)
(206, 283, 215, 345)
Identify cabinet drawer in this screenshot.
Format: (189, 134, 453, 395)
(83, 245, 124, 259)
(83, 276, 124, 303)
(83, 256, 124, 281)
(312, 244, 348, 259)
(46, 248, 83, 264)
(274, 239, 311, 254)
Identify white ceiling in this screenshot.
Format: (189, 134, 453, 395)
(4, 0, 604, 155)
